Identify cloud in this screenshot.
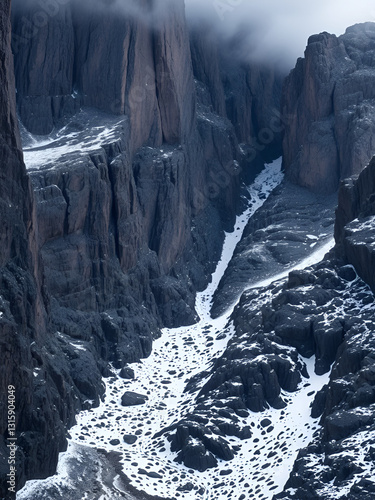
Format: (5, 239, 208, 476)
(12, 0, 184, 32)
(184, 0, 375, 69)
(11, 0, 375, 70)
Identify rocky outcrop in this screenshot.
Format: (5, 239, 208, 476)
(282, 23, 375, 193)
(335, 155, 375, 240)
(211, 180, 336, 317)
(340, 216, 375, 295)
(335, 156, 375, 292)
(161, 255, 375, 472)
(273, 157, 375, 500)
(275, 306, 375, 499)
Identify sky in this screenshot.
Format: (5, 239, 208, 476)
(184, 0, 375, 69)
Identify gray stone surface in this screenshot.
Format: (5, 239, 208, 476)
(3, 1, 375, 498)
(2, 1, 283, 493)
(283, 23, 375, 193)
(211, 181, 336, 317)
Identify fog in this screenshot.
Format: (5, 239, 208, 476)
(12, 0, 375, 70)
(12, 0, 171, 24)
(185, 0, 375, 69)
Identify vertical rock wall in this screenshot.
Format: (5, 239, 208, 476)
(282, 23, 375, 193)
(0, 1, 57, 494)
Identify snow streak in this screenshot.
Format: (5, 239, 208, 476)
(18, 159, 334, 500)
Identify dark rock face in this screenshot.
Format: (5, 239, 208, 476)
(11, 1, 284, 163)
(0, 3, 84, 495)
(190, 26, 284, 180)
(274, 162, 375, 500)
(161, 256, 375, 471)
(153, 1, 196, 146)
(335, 156, 375, 292)
(211, 180, 336, 317)
(190, 26, 284, 139)
(0, 1, 48, 494)
(11, 0, 195, 150)
(11, 0, 77, 135)
(2, 0, 285, 494)
(282, 23, 375, 193)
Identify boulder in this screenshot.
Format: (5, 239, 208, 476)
(180, 439, 218, 472)
(123, 435, 138, 445)
(121, 392, 148, 407)
(119, 367, 135, 380)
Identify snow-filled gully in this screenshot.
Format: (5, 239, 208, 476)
(19, 159, 335, 499)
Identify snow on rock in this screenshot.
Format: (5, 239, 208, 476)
(21, 109, 128, 171)
(17, 159, 340, 500)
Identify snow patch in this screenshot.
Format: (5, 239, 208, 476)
(17, 158, 332, 499)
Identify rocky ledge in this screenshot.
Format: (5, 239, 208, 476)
(335, 155, 375, 293)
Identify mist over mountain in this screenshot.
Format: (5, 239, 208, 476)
(12, 0, 178, 29)
(185, 0, 374, 68)
(13, 0, 375, 69)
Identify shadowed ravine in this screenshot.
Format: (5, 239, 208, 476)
(18, 160, 337, 500)
(2, 2, 375, 497)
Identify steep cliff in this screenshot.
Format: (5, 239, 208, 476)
(11, 0, 77, 136)
(0, 1, 66, 495)
(2, 0, 285, 494)
(190, 25, 283, 175)
(9, 0, 284, 346)
(335, 155, 375, 292)
(282, 22, 375, 193)
(4, 2, 375, 496)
